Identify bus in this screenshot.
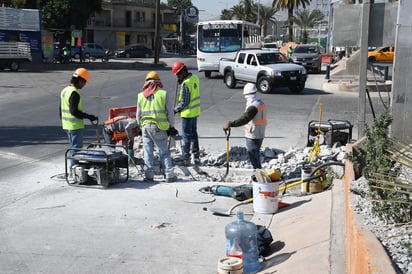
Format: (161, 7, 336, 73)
(196, 20, 261, 78)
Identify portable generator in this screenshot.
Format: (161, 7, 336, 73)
(307, 119, 353, 147)
(65, 144, 129, 188)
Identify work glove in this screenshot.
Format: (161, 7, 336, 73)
(166, 127, 179, 136)
(87, 114, 98, 122)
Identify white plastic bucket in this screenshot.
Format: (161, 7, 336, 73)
(253, 182, 279, 214)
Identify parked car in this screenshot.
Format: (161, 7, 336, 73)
(114, 44, 153, 58)
(289, 44, 322, 74)
(368, 46, 394, 62)
(261, 42, 278, 51)
(71, 43, 109, 59)
(218, 49, 307, 93)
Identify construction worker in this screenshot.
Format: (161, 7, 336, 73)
(287, 45, 294, 59)
(102, 116, 139, 159)
(171, 61, 201, 166)
(60, 68, 98, 174)
(223, 83, 267, 169)
(137, 71, 177, 183)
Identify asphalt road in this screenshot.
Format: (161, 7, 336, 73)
(0, 58, 389, 273)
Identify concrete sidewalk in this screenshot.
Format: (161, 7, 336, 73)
(252, 179, 345, 274)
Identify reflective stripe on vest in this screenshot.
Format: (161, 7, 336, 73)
(252, 104, 267, 125)
(104, 116, 127, 125)
(60, 86, 84, 130)
(178, 74, 200, 118)
(138, 89, 169, 131)
(244, 102, 267, 139)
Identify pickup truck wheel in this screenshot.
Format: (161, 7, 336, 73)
(224, 71, 236, 89)
(9, 62, 20, 71)
(205, 71, 211, 78)
(289, 83, 305, 93)
(257, 76, 272, 93)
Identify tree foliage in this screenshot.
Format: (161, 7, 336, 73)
(292, 9, 324, 44)
(272, 0, 311, 42)
(9, 0, 102, 30)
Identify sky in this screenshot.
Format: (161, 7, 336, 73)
(190, 0, 275, 21)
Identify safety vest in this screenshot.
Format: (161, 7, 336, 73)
(178, 74, 201, 118)
(244, 101, 267, 139)
(104, 116, 127, 126)
(60, 86, 84, 130)
(104, 116, 128, 140)
(138, 88, 169, 131)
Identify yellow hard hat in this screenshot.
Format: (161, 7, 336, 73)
(145, 71, 160, 81)
(73, 68, 90, 83)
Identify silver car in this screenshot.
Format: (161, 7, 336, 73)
(290, 44, 322, 74)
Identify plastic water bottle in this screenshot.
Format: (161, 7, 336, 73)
(225, 212, 260, 274)
(227, 237, 243, 259)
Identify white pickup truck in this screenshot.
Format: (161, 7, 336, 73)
(218, 49, 307, 93)
(0, 42, 32, 71)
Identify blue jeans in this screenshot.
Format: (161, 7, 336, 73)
(66, 129, 84, 171)
(181, 117, 199, 160)
(245, 137, 263, 169)
(142, 124, 175, 179)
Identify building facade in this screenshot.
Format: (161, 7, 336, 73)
(85, 0, 177, 51)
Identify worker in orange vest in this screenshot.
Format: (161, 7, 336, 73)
(103, 116, 140, 159)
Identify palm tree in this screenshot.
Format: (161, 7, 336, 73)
(231, 4, 245, 20)
(257, 4, 279, 37)
(272, 0, 311, 42)
(220, 9, 233, 20)
(292, 9, 325, 44)
(241, 0, 254, 22)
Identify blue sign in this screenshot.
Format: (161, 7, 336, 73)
(185, 6, 199, 23)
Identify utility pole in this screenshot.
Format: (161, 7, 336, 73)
(357, 0, 371, 138)
(154, 0, 160, 64)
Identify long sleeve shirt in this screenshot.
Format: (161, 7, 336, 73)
(174, 75, 192, 114)
(228, 106, 258, 127)
(59, 88, 93, 120)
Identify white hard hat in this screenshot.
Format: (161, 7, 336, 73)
(243, 83, 257, 95)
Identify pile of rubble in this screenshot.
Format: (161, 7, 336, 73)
(128, 140, 346, 183)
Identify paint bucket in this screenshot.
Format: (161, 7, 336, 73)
(217, 257, 243, 274)
(252, 182, 279, 214)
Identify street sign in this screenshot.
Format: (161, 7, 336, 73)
(185, 6, 198, 23)
(71, 29, 82, 38)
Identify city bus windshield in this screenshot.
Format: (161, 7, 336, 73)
(197, 24, 242, 53)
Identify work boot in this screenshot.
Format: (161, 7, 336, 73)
(194, 157, 201, 166)
(184, 158, 191, 166)
(165, 176, 177, 183)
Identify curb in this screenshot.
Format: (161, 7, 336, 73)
(344, 142, 396, 274)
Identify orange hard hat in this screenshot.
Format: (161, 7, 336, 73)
(171, 61, 186, 75)
(73, 68, 90, 83)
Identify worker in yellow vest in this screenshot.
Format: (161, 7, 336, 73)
(137, 71, 177, 183)
(171, 61, 201, 167)
(223, 83, 267, 169)
(60, 68, 98, 174)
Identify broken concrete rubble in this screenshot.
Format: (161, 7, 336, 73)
(128, 139, 347, 185)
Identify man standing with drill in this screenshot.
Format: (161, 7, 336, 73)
(171, 61, 201, 166)
(137, 71, 177, 183)
(60, 68, 98, 175)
